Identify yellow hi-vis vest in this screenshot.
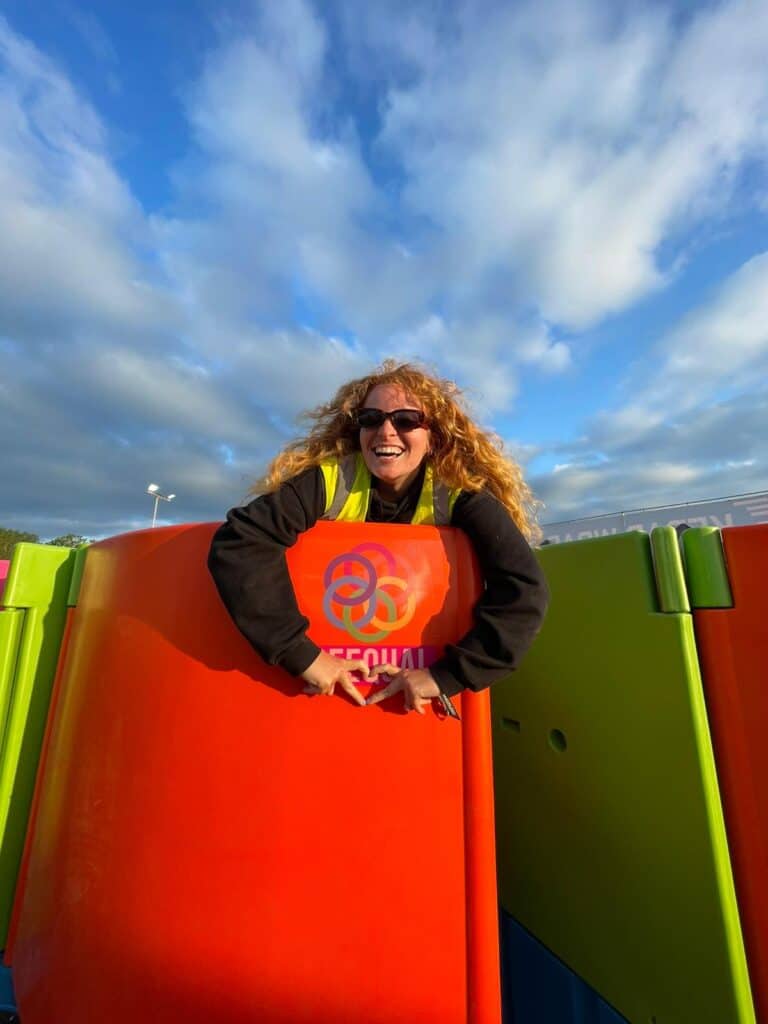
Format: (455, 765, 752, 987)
(319, 453, 461, 526)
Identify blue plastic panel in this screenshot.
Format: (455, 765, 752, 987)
(0, 963, 15, 1013)
(501, 910, 627, 1024)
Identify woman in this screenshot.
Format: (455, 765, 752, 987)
(208, 361, 549, 714)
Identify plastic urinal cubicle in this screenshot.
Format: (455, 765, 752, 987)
(10, 522, 502, 1024)
(491, 526, 757, 1024)
(2, 524, 767, 1024)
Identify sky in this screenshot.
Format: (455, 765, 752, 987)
(0, 0, 767, 539)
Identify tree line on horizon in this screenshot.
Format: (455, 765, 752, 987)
(0, 527, 91, 561)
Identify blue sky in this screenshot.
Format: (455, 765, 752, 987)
(1, 0, 767, 538)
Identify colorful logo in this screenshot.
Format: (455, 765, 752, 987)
(322, 542, 416, 642)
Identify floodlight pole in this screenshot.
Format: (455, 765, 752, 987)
(146, 484, 176, 528)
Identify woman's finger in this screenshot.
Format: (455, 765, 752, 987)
(368, 663, 400, 678)
(345, 659, 376, 680)
(366, 675, 404, 705)
(412, 697, 431, 715)
(338, 673, 366, 707)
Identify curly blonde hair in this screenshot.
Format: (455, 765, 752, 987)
(255, 360, 541, 541)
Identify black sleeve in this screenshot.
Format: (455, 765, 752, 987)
(429, 490, 550, 698)
(207, 468, 326, 676)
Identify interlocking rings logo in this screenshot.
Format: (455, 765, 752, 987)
(322, 543, 415, 642)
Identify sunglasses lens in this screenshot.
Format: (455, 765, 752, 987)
(391, 410, 424, 430)
(357, 409, 425, 431)
(357, 409, 385, 428)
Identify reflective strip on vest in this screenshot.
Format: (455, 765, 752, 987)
(319, 454, 459, 526)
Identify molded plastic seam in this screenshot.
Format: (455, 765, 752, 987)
(650, 527, 690, 613)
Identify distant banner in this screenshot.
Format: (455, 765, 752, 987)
(542, 492, 768, 545)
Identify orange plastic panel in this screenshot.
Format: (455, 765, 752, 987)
(692, 523, 768, 1024)
(12, 522, 500, 1024)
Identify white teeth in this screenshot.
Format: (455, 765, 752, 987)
(374, 447, 403, 456)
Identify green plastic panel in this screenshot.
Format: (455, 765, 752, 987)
(2, 544, 71, 609)
(682, 528, 733, 609)
(0, 611, 24, 751)
(66, 545, 89, 607)
(0, 543, 75, 946)
(492, 531, 754, 1024)
(651, 526, 690, 613)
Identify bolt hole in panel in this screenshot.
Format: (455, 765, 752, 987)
(12, 523, 500, 1024)
(501, 718, 521, 733)
(492, 531, 754, 1024)
(548, 729, 567, 753)
(684, 524, 768, 1024)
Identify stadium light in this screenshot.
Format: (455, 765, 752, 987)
(146, 484, 176, 528)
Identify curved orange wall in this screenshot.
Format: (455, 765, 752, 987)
(692, 524, 768, 1024)
(12, 522, 500, 1024)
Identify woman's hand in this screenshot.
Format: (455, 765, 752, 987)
(300, 651, 371, 706)
(365, 666, 442, 715)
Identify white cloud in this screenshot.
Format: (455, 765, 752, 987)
(662, 253, 768, 379)
(220, 326, 373, 421)
(159, 0, 768, 403)
(526, 241, 768, 520)
(0, 17, 173, 341)
(61, 5, 119, 69)
(175, 6, 380, 321)
(386, 313, 570, 416)
(82, 345, 259, 441)
(533, 381, 768, 520)
(517, 326, 572, 374)
(374, 0, 768, 327)
(590, 250, 768, 447)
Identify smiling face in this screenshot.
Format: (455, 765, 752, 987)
(359, 384, 431, 500)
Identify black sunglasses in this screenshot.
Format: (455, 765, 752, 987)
(356, 408, 427, 431)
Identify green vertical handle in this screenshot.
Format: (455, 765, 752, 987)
(682, 528, 733, 608)
(651, 527, 690, 613)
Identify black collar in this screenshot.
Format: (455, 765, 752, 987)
(369, 462, 426, 524)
